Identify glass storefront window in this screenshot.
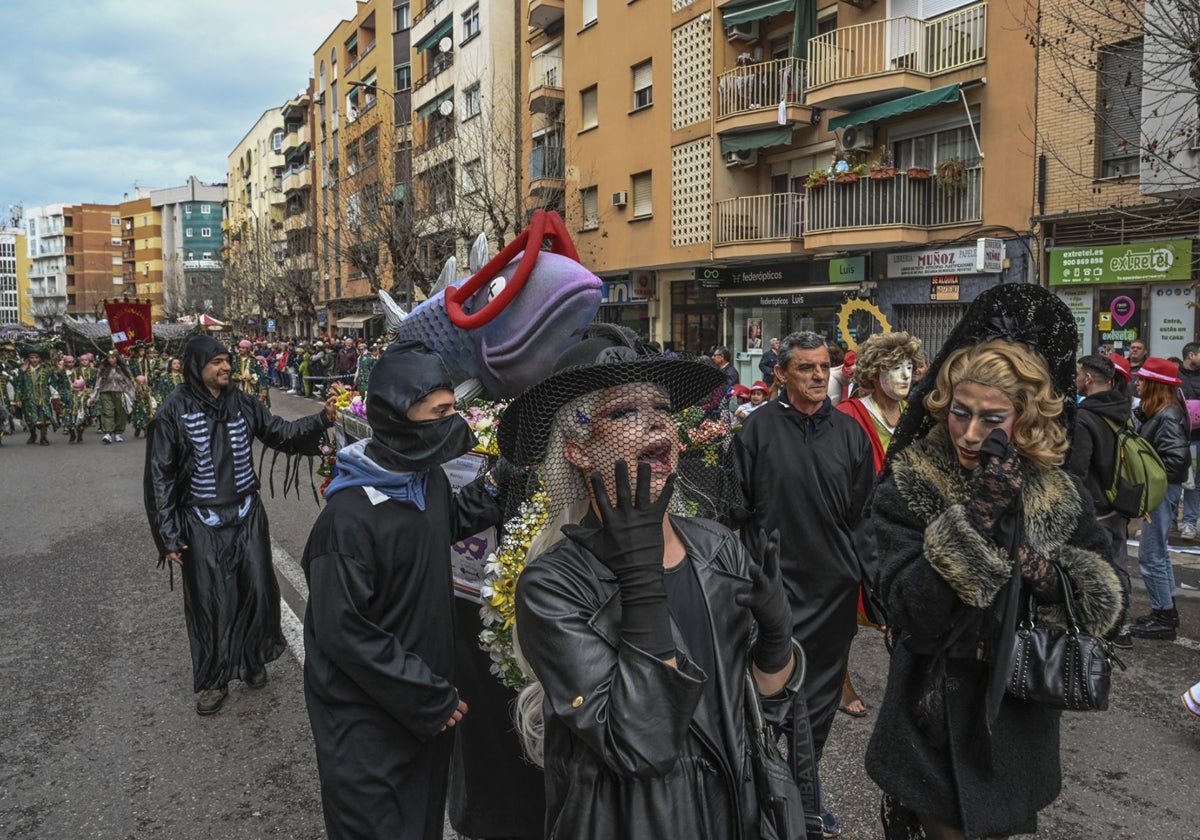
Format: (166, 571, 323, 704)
(724, 294, 850, 384)
(671, 281, 719, 354)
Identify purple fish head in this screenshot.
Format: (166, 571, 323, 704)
(455, 251, 602, 399)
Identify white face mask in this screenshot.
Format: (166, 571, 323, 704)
(880, 361, 914, 401)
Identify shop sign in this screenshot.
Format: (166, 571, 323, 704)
(887, 239, 1005, 278)
(1049, 239, 1193, 286)
(1148, 283, 1195, 352)
(929, 275, 960, 301)
(828, 257, 867, 284)
(693, 257, 867, 290)
(1055, 287, 1094, 356)
(1097, 287, 1142, 347)
(601, 273, 655, 305)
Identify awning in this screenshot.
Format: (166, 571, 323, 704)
(415, 17, 453, 53)
(722, 0, 796, 27)
(415, 88, 453, 120)
(336, 314, 379, 329)
(720, 125, 794, 154)
(829, 83, 961, 131)
(199, 314, 226, 327)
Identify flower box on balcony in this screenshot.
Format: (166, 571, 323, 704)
(869, 167, 896, 180)
(906, 167, 932, 180)
(834, 173, 860, 184)
(806, 171, 829, 189)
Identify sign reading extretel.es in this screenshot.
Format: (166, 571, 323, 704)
(1049, 239, 1193, 286)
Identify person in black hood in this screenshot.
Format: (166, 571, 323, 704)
(300, 341, 511, 840)
(1070, 353, 1135, 646)
(144, 333, 337, 715)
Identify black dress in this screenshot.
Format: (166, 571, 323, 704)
(301, 469, 502, 840)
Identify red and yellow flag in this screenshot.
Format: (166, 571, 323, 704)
(104, 299, 153, 355)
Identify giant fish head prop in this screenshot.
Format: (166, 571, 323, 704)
(379, 210, 603, 401)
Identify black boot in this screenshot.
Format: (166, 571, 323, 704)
(68, 429, 77, 444)
(38, 427, 49, 446)
(1130, 608, 1179, 641)
(1133, 598, 1180, 627)
(27, 428, 37, 444)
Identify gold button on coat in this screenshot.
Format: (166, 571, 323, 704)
(571, 696, 584, 708)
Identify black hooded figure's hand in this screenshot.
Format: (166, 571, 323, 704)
(965, 428, 1023, 536)
(736, 528, 794, 673)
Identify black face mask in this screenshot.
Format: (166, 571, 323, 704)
(368, 413, 477, 472)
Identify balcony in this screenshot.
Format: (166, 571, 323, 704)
(283, 164, 313, 194)
(716, 57, 809, 134)
(413, 0, 445, 27)
(806, 3, 986, 110)
(714, 194, 806, 258)
(413, 122, 456, 157)
(804, 166, 983, 248)
(529, 146, 565, 196)
(528, 0, 564, 30)
(529, 53, 564, 114)
(413, 52, 454, 92)
(182, 259, 224, 270)
(282, 123, 310, 157)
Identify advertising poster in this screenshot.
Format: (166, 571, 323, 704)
(1096, 287, 1143, 353)
(746, 317, 763, 352)
(442, 452, 496, 602)
(1055, 287, 1095, 356)
(1148, 283, 1196, 356)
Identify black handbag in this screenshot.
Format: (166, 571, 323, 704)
(1006, 565, 1124, 711)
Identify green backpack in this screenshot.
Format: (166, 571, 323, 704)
(1101, 417, 1168, 519)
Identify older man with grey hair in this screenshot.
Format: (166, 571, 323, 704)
(733, 330, 875, 835)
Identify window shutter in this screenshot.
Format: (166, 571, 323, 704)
(581, 87, 598, 128)
(582, 0, 597, 25)
(632, 172, 652, 217)
(1098, 39, 1143, 163)
(582, 188, 598, 227)
(633, 61, 652, 92)
(920, 0, 974, 19)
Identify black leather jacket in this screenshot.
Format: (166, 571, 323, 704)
(515, 515, 799, 840)
(1137, 403, 1189, 484)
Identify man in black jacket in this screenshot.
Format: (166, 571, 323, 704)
(1070, 353, 1134, 647)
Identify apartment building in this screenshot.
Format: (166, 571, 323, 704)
(151, 177, 228, 321)
(538, 0, 1035, 380)
(278, 85, 320, 338)
(0, 227, 23, 326)
(23, 204, 68, 329)
(61, 203, 122, 323)
(1036, 0, 1199, 357)
(118, 192, 165, 322)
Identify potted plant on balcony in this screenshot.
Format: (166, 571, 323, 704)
(935, 156, 969, 191)
(869, 146, 897, 180)
(806, 169, 830, 189)
(835, 163, 868, 184)
(906, 165, 932, 180)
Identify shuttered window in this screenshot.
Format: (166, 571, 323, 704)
(632, 60, 653, 109)
(581, 186, 599, 229)
(1097, 38, 1143, 177)
(631, 171, 653, 218)
(581, 86, 598, 129)
(582, 0, 597, 26)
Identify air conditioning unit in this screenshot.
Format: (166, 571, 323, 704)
(725, 148, 758, 167)
(841, 124, 876, 151)
(727, 21, 759, 42)
(612, 190, 628, 207)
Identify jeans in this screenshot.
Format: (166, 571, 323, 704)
(1182, 444, 1200, 526)
(1139, 483, 1181, 610)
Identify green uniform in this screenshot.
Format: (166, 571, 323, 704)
(14, 363, 63, 427)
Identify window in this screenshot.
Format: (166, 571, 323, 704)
(1097, 38, 1143, 178)
(200, 204, 211, 214)
(581, 186, 599, 230)
(395, 2, 410, 31)
(395, 62, 412, 91)
(462, 159, 482, 194)
(631, 171, 652, 218)
(184, 206, 192, 216)
(110, 216, 120, 226)
(185, 228, 193, 237)
(272, 131, 284, 152)
(201, 227, 212, 237)
(892, 123, 980, 171)
(581, 85, 598, 130)
(582, 0, 597, 26)
(461, 4, 480, 41)
(632, 61, 652, 110)
(463, 83, 481, 119)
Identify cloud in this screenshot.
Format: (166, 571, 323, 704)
(0, 0, 347, 209)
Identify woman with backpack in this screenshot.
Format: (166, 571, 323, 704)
(1131, 357, 1190, 641)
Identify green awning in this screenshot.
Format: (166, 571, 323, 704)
(415, 18, 453, 53)
(720, 125, 794, 154)
(722, 0, 796, 27)
(415, 88, 453, 119)
(829, 83, 962, 130)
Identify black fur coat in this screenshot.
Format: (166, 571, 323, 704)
(865, 426, 1123, 838)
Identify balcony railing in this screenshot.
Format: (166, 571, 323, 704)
(714, 194, 806, 246)
(414, 123, 456, 156)
(530, 53, 563, 91)
(413, 0, 444, 26)
(530, 146, 565, 182)
(806, 167, 982, 234)
(807, 3, 987, 89)
(717, 57, 805, 119)
(413, 52, 455, 92)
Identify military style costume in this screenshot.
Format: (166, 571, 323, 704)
(13, 348, 64, 445)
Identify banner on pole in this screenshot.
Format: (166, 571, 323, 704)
(104, 299, 153, 354)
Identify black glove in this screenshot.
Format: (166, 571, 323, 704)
(964, 428, 1023, 537)
(737, 528, 794, 673)
(568, 460, 676, 660)
(486, 456, 526, 496)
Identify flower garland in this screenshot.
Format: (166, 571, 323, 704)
(463, 400, 505, 456)
(479, 490, 548, 689)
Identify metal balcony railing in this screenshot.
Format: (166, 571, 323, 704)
(717, 57, 806, 119)
(413, 52, 454, 92)
(805, 166, 982, 234)
(714, 193, 806, 246)
(807, 3, 987, 89)
(530, 146, 565, 181)
(413, 0, 444, 26)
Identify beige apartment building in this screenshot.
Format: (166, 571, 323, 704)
(1035, 0, 1200, 358)
(118, 194, 165, 322)
(529, 0, 1038, 380)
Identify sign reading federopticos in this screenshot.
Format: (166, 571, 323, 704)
(1049, 239, 1193, 286)
(887, 239, 1005, 278)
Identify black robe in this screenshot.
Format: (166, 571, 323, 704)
(732, 397, 875, 757)
(301, 468, 502, 840)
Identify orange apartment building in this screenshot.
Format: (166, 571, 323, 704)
(118, 194, 165, 323)
(527, 0, 1039, 380)
(62, 204, 122, 322)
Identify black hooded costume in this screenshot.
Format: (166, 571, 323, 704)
(143, 334, 331, 692)
(300, 342, 504, 840)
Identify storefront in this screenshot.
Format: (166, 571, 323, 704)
(596, 273, 653, 337)
(697, 258, 868, 384)
(1049, 239, 1196, 357)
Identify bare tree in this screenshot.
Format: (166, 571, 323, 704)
(278, 188, 322, 337)
(223, 215, 285, 333)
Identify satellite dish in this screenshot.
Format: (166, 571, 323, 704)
(438, 98, 454, 117)
(438, 36, 453, 53)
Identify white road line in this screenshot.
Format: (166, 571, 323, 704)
(1174, 635, 1200, 652)
(279, 595, 306, 667)
(272, 541, 309, 601)
(272, 541, 308, 666)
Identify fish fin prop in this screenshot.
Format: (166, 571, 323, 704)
(468, 233, 489, 274)
(377, 288, 408, 340)
(455, 378, 484, 404)
(430, 256, 457, 297)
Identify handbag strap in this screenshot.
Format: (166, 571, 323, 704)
(1022, 565, 1082, 634)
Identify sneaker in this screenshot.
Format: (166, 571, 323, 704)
(245, 667, 268, 689)
(1111, 631, 1133, 649)
(102, 434, 112, 444)
(195, 686, 229, 716)
(820, 809, 842, 838)
(114, 434, 124, 443)
(1130, 610, 1178, 641)
(286, 389, 297, 394)
(1184, 524, 1197, 540)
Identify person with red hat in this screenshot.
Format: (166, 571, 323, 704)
(1130, 356, 1190, 641)
(735, 380, 771, 421)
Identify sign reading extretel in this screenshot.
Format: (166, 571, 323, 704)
(1049, 239, 1193, 286)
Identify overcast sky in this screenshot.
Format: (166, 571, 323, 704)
(0, 0, 344, 214)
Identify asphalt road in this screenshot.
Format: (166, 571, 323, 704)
(2, 389, 1199, 839)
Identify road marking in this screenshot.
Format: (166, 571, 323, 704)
(272, 541, 309, 601)
(279, 595, 306, 667)
(1175, 635, 1200, 652)
(272, 541, 308, 666)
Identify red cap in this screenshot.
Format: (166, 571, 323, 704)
(749, 380, 770, 393)
(1107, 353, 1131, 383)
(842, 350, 858, 376)
(730, 384, 751, 398)
(1137, 356, 1181, 386)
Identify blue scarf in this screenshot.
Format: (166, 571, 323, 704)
(324, 439, 428, 509)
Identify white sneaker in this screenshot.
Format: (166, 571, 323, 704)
(115, 434, 125, 443)
(102, 434, 112, 444)
(1184, 524, 1196, 540)
(286, 389, 297, 394)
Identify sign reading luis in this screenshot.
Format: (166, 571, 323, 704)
(887, 239, 1005, 278)
(1049, 239, 1193, 286)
